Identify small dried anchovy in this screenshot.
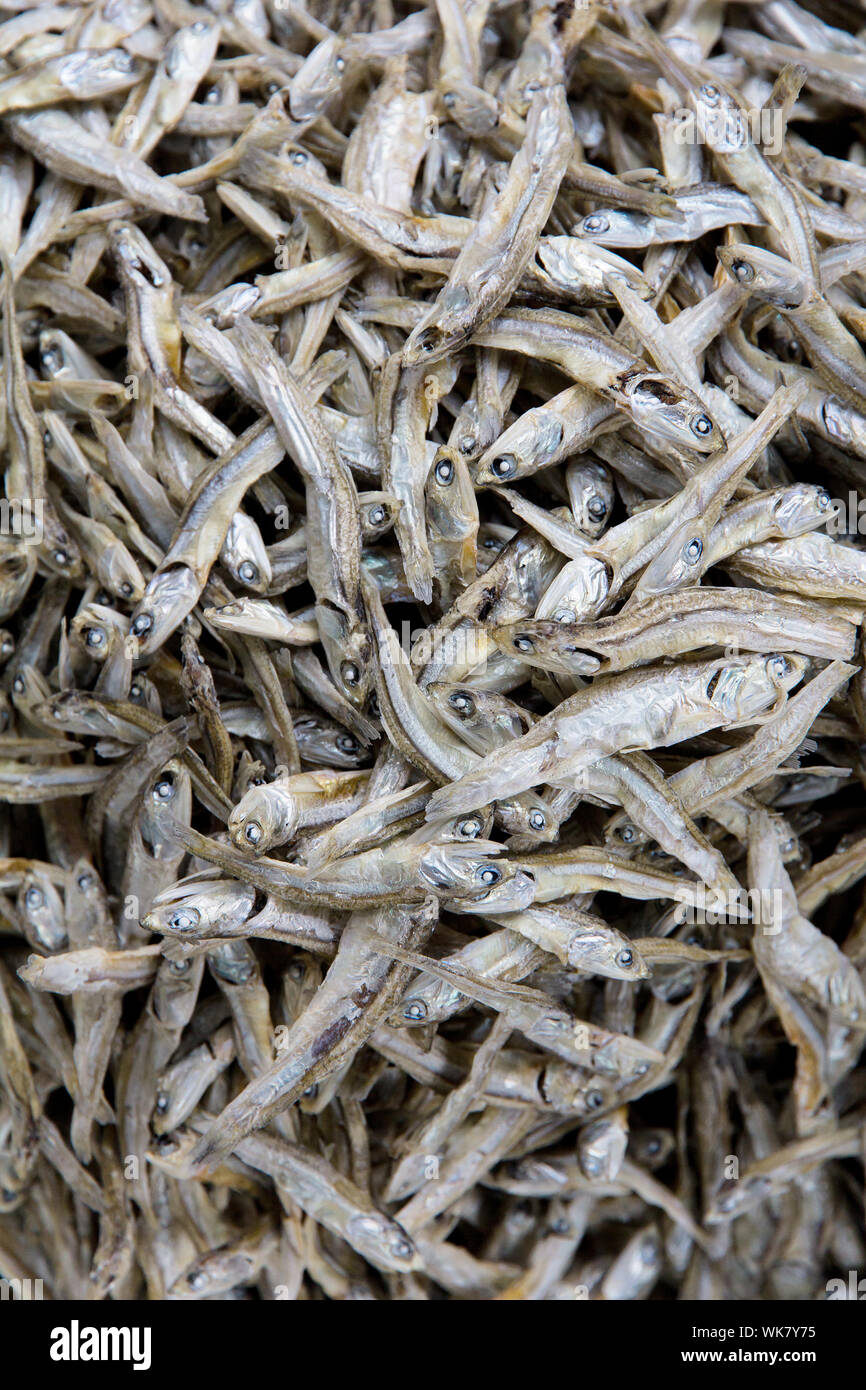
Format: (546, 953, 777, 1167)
(0, 0, 865, 1305)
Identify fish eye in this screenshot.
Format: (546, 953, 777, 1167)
(391, 1235, 414, 1260)
(458, 434, 476, 455)
(700, 83, 720, 103)
(337, 733, 359, 753)
(119, 580, 134, 598)
(415, 329, 438, 354)
(24, 886, 44, 909)
(341, 661, 360, 688)
(204, 85, 221, 103)
(646, 1136, 661, 1155)
(77, 872, 94, 891)
(243, 821, 263, 847)
(187, 1270, 208, 1290)
(477, 865, 501, 885)
(302, 1084, 318, 1099)
(334, 55, 346, 72)
(582, 214, 608, 234)
(367, 504, 387, 526)
(154, 1092, 169, 1114)
(130, 680, 144, 700)
(84, 627, 106, 649)
(586, 1089, 605, 1109)
(615, 948, 634, 969)
(168, 908, 200, 931)
(587, 494, 607, 520)
(705, 670, 721, 700)
(403, 999, 427, 1022)
(167, 957, 192, 975)
(131, 612, 154, 638)
(684, 536, 703, 562)
(12, 676, 24, 694)
(553, 607, 575, 624)
(529, 810, 546, 831)
(41, 347, 62, 373)
(618, 824, 636, 843)
(457, 816, 483, 838)
(816, 490, 831, 511)
(448, 691, 474, 715)
(490, 454, 516, 478)
(290, 149, 308, 166)
(442, 91, 457, 108)
(513, 634, 534, 652)
(53, 549, 70, 567)
(43, 429, 53, 448)
(730, 259, 754, 283)
(238, 561, 259, 584)
(690, 414, 713, 438)
(781, 837, 796, 854)
(768, 655, 789, 679)
(191, 20, 209, 32)
(434, 458, 454, 484)
(153, 779, 174, 801)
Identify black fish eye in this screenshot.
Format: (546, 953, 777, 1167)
(490, 454, 516, 478)
(513, 634, 534, 652)
(457, 816, 483, 838)
(817, 490, 831, 510)
(25, 887, 43, 909)
(529, 810, 546, 831)
(334, 54, 346, 72)
(85, 627, 105, 648)
(587, 495, 607, 519)
(691, 414, 713, 437)
(341, 661, 360, 687)
(587, 1090, 605, 1109)
(434, 458, 453, 484)
(155, 1092, 169, 1114)
(119, 581, 134, 598)
(77, 872, 94, 891)
(458, 434, 475, 455)
(187, 1270, 208, 1290)
(700, 83, 720, 102)
(583, 214, 608, 234)
(442, 91, 456, 108)
(368, 504, 386, 525)
(168, 958, 191, 975)
(769, 655, 789, 679)
(153, 779, 174, 800)
(337, 733, 359, 753)
(290, 150, 308, 165)
(238, 561, 258, 583)
(684, 537, 703, 561)
(616, 948, 634, 969)
(245, 822, 263, 844)
(404, 999, 427, 1022)
(131, 612, 154, 638)
(618, 825, 636, 843)
(731, 259, 754, 283)
(448, 691, 474, 714)
(477, 865, 501, 885)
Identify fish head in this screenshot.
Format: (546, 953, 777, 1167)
(130, 565, 201, 658)
(291, 713, 368, 768)
(716, 244, 809, 310)
(623, 373, 725, 452)
(703, 652, 807, 722)
(288, 35, 347, 120)
(565, 459, 615, 537)
(143, 877, 256, 938)
(771, 483, 836, 537)
(18, 871, 67, 953)
(229, 781, 296, 854)
(493, 621, 601, 675)
(573, 209, 656, 249)
(475, 414, 564, 484)
(634, 518, 710, 597)
(541, 1066, 616, 1116)
(345, 1213, 418, 1272)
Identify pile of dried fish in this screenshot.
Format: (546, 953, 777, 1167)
(1, 0, 866, 1303)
